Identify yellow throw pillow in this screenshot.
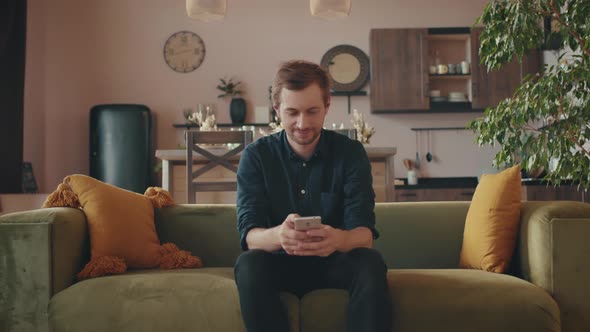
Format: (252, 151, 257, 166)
(66, 175, 162, 268)
(459, 165, 522, 273)
(43, 174, 201, 279)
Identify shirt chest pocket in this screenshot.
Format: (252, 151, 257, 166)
(320, 192, 342, 226)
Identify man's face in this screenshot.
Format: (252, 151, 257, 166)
(275, 83, 329, 147)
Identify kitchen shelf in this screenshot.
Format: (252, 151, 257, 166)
(372, 107, 483, 114)
(429, 74, 471, 80)
(429, 101, 475, 112)
(395, 176, 478, 189)
(427, 27, 471, 36)
(427, 34, 470, 41)
(411, 127, 469, 131)
(173, 123, 270, 129)
(330, 91, 367, 96)
(330, 90, 367, 114)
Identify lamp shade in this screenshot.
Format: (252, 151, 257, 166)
(310, 0, 351, 18)
(186, 0, 226, 22)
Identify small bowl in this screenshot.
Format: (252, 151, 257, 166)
(430, 96, 448, 102)
(449, 92, 465, 99)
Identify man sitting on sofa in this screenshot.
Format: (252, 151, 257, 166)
(234, 60, 391, 332)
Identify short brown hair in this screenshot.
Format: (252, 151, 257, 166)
(271, 60, 330, 108)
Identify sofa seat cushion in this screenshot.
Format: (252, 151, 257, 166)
(388, 269, 559, 332)
(48, 268, 559, 332)
(48, 268, 299, 332)
(300, 269, 559, 332)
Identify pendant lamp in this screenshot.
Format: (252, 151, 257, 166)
(186, 0, 227, 22)
(310, 0, 351, 18)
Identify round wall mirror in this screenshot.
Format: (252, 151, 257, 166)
(320, 45, 370, 92)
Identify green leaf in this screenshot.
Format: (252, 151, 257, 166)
(471, 0, 590, 189)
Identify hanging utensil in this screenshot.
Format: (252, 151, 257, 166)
(415, 131, 420, 169)
(426, 130, 433, 162)
(403, 158, 413, 171)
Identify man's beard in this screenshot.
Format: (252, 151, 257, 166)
(288, 128, 321, 146)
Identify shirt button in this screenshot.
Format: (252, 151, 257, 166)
(302, 162, 307, 167)
(300, 189, 306, 195)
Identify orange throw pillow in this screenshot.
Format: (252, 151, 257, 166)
(459, 165, 522, 273)
(43, 174, 201, 279)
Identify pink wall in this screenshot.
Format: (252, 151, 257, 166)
(24, 0, 501, 192)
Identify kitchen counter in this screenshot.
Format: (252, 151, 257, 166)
(156, 146, 397, 203)
(395, 177, 479, 190)
(395, 176, 584, 190)
(521, 178, 580, 186)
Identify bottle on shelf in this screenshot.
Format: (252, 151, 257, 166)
(429, 50, 440, 74)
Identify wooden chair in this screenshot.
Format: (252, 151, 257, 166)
(185, 130, 253, 203)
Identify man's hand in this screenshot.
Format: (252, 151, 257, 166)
(292, 225, 345, 257)
(278, 214, 317, 255)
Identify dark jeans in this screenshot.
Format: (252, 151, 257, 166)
(234, 248, 391, 332)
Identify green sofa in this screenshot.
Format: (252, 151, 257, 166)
(2, 201, 590, 332)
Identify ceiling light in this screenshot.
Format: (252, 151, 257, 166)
(310, 0, 351, 19)
(186, 0, 226, 22)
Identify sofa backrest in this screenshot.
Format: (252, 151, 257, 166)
(155, 201, 471, 269)
(155, 204, 241, 267)
(374, 202, 469, 269)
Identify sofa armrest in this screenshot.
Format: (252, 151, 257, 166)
(0, 207, 88, 332)
(517, 201, 590, 332)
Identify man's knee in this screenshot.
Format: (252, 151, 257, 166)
(234, 249, 274, 284)
(349, 248, 387, 272)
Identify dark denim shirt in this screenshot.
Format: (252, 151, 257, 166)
(236, 129, 378, 251)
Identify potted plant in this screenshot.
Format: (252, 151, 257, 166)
(217, 77, 246, 124)
(469, 0, 590, 189)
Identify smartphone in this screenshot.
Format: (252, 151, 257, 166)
(293, 216, 322, 231)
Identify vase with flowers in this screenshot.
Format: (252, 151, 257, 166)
(184, 105, 217, 131)
(351, 109, 376, 144)
(217, 77, 246, 124)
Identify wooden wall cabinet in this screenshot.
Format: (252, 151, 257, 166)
(370, 27, 541, 113)
(470, 28, 541, 109)
(521, 184, 586, 202)
(370, 28, 429, 112)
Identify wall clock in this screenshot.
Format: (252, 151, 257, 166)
(163, 31, 206, 73)
(320, 44, 370, 92)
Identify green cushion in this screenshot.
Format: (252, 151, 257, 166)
(48, 268, 559, 332)
(50, 268, 243, 332)
(301, 269, 560, 332)
(301, 289, 348, 332)
(48, 268, 299, 332)
(374, 202, 470, 268)
(153, 203, 472, 270)
(155, 205, 242, 267)
(299, 269, 559, 332)
(386, 269, 559, 332)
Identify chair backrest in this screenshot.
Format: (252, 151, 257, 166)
(185, 130, 253, 203)
(332, 128, 357, 140)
